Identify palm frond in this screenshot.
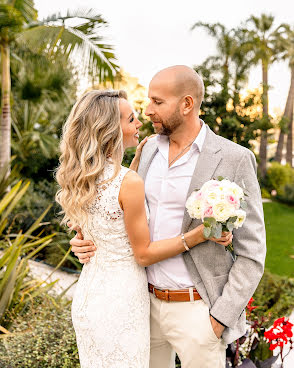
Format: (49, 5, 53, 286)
(191, 21, 226, 38)
(13, 0, 37, 23)
(16, 9, 119, 83)
(0, 4, 23, 30)
(42, 8, 107, 26)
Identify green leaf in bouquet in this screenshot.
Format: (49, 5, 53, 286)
(210, 227, 216, 238)
(227, 222, 234, 232)
(240, 200, 247, 210)
(204, 217, 216, 226)
(228, 216, 237, 223)
(203, 226, 212, 238)
(213, 223, 222, 239)
(217, 176, 225, 181)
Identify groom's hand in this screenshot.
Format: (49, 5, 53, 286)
(68, 223, 96, 264)
(209, 315, 225, 339)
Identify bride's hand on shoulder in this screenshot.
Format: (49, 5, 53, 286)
(129, 134, 157, 171)
(136, 134, 157, 155)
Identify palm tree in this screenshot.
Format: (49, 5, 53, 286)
(0, 1, 37, 173)
(274, 25, 294, 167)
(191, 22, 256, 147)
(0, 4, 119, 171)
(241, 14, 287, 178)
(275, 24, 294, 166)
(191, 22, 238, 98)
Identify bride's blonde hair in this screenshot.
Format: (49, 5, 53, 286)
(55, 89, 127, 229)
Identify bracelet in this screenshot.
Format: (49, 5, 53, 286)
(181, 233, 190, 251)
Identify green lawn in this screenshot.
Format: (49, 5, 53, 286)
(263, 201, 294, 278)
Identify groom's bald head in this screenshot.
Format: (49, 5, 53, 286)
(150, 65, 204, 112)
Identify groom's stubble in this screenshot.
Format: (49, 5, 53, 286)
(152, 103, 184, 137)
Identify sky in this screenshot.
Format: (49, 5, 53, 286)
(35, 0, 294, 115)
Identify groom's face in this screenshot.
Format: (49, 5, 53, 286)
(145, 78, 183, 136)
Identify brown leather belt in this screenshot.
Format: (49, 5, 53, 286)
(148, 283, 202, 302)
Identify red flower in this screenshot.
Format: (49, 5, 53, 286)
(246, 297, 258, 312)
(264, 317, 294, 351)
(269, 342, 278, 351)
(274, 317, 285, 326)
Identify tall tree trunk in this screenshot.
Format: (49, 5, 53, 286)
(259, 61, 269, 179)
(286, 107, 293, 166)
(275, 66, 294, 163)
(0, 41, 11, 171)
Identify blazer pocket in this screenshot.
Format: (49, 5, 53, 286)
(210, 274, 229, 304)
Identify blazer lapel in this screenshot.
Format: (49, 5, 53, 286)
(181, 126, 222, 232)
(138, 140, 158, 181)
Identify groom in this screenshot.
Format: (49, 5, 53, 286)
(70, 65, 266, 368)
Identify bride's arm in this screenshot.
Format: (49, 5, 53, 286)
(119, 171, 232, 267)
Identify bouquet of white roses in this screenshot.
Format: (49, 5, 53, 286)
(185, 176, 247, 259)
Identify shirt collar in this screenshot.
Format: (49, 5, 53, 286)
(193, 120, 206, 153)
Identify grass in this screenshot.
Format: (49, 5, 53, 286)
(263, 201, 294, 278)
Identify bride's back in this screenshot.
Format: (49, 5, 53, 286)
(82, 161, 134, 264)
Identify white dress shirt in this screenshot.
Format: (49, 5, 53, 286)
(145, 123, 207, 289)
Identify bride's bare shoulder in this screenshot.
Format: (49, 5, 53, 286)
(119, 170, 145, 210)
(122, 170, 144, 188)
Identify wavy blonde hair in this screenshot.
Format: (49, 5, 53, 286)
(55, 89, 127, 229)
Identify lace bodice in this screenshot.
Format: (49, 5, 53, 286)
(84, 162, 134, 263)
(83, 161, 149, 264)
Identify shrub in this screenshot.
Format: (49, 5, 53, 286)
(261, 187, 271, 199)
(7, 179, 78, 271)
(0, 296, 80, 368)
(266, 162, 294, 195)
(0, 181, 56, 329)
(277, 183, 294, 205)
(252, 269, 294, 327)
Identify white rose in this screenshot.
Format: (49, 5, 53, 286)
(186, 197, 203, 219)
(233, 209, 246, 229)
(205, 189, 221, 205)
(201, 180, 220, 193)
(228, 182, 244, 200)
(217, 181, 230, 195)
(212, 201, 235, 222)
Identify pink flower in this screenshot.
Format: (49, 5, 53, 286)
(203, 206, 213, 218)
(194, 190, 203, 200)
(226, 194, 240, 209)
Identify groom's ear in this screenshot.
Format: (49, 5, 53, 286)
(182, 95, 194, 115)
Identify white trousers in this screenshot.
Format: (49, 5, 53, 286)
(149, 293, 227, 368)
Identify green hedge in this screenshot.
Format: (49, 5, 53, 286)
(0, 296, 80, 368)
(252, 269, 294, 327)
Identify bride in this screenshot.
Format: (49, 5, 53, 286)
(55, 90, 232, 368)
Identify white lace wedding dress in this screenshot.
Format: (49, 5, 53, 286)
(71, 162, 150, 368)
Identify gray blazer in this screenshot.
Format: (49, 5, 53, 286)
(137, 124, 266, 344)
